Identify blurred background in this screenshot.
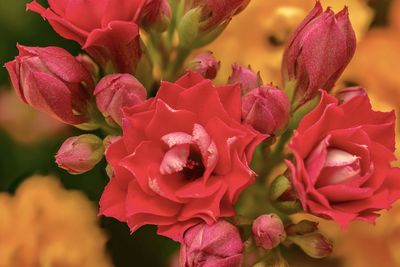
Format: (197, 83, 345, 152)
(0, 0, 399, 266)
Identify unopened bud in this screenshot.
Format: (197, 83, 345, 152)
(190, 52, 220, 79)
(55, 134, 104, 174)
(141, 0, 172, 32)
(228, 64, 263, 95)
(289, 233, 333, 259)
(282, 2, 356, 108)
(252, 214, 286, 250)
(76, 54, 99, 81)
(285, 220, 318, 236)
(94, 74, 147, 126)
(241, 85, 290, 134)
(5, 45, 93, 125)
(180, 220, 243, 267)
(269, 175, 302, 214)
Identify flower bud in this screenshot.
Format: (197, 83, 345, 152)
(196, 0, 250, 31)
(178, 0, 249, 48)
(94, 74, 147, 126)
(76, 54, 99, 81)
(180, 220, 243, 267)
(55, 134, 104, 174)
(336, 86, 367, 103)
(228, 64, 263, 95)
(141, 0, 172, 32)
(269, 175, 302, 214)
(288, 233, 333, 259)
(241, 85, 290, 134)
(190, 52, 220, 79)
(285, 220, 318, 236)
(252, 214, 286, 250)
(5, 45, 93, 125)
(282, 2, 356, 108)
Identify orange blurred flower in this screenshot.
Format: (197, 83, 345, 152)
(0, 176, 113, 267)
(334, 202, 400, 267)
(390, 0, 400, 31)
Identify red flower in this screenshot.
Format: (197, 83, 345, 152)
(287, 91, 400, 227)
(99, 72, 265, 241)
(27, 0, 145, 73)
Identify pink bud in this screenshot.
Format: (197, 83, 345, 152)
(76, 54, 99, 80)
(336, 86, 367, 103)
(141, 0, 172, 31)
(180, 220, 243, 267)
(191, 0, 250, 30)
(5, 45, 94, 125)
(241, 85, 290, 134)
(228, 64, 263, 95)
(252, 214, 286, 250)
(94, 74, 147, 126)
(55, 134, 104, 174)
(191, 52, 220, 79)
(282, 2, 356, 108)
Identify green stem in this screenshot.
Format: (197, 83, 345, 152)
(165, 46, 191, 81)
(259, 130, 293, 182)
(149, 31, 170, 70)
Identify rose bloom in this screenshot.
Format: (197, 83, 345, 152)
(27, 0, 145, 73)
(286, 91, 400, 227)
(99, 72, 265, 242)
(0, 176, 113, 267)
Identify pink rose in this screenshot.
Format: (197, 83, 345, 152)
(27, 0, 145, 73)
(99, 72, 265, 241)
(286, 91, 400, 227)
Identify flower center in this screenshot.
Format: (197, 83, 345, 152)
(317, 148, 361, 187)
(159, 123, 218, 181)
(182, 146, 206, 180)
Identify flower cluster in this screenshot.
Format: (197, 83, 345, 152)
(5, 1, 400, 267)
